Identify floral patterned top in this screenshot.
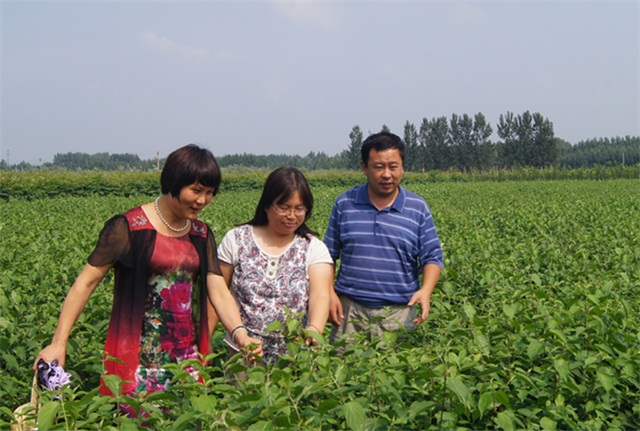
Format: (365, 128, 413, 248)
(218, 224, 332, 363)
(88, 206, 221, 397)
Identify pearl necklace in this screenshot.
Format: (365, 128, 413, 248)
(154, 197, 190, 233)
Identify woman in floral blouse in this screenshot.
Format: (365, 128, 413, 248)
(34, 144, 262, 401)
(218, 167, 332, 364)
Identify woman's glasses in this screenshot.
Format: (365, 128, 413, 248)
(273, 203, 307, 216)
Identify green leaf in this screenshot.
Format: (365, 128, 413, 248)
(495, 410, 516, 431)
(37, 401, 59, 431)
(167, 411, 195, 430)
(473, 329, 491, 355)
(191, 394, 217, 412)
(540, 416, 557, 430)
(120, 419, 141, 431)
(409, 400, 430, 418)
(2, 352, 18, 370)
(305, 329, 324, 345)
(527, 339, 545, 360)
(238, 392, 262, 402)
(553, 358, 570, 382)
(0, 406, 15, 418)
(494, 391, 511, 407)
(478, 392, 494, 416)
(233, 406, 263, 427)
(503, 304, 517, 319)
(596, 369, 615, 392)
(102, 373, 123, 397)
(447, 376, 470, 407)
(317, 398, 340, 414)
(463, 302, 476, 320)
(531, 273, 542, 287)
(265, 320, 283, 332)
(247, 421, 273, 431)
(145, 390, 177, 403)
(285, 318, 301, 333)
(586, 293, 602, 306)
(343, 401, 366, 431)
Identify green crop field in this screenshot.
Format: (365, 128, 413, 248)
(0, 177, 638, 430)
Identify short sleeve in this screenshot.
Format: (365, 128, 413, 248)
(307, 236, 334, 268)
(206, 228, 223, 276)
(87, 215, 132, 267)
(323, 199, 342, 262)
(217, 229, 238, 265)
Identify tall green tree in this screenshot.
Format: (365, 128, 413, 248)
(530, 112, 557, 167)
(497, 111, 556, 168)
(347, 125, 364, 169)
(403, 121, 419, 171)
(472, 112, 495, 170)
(417, 118, 432, 172)
(497, 111, 522, 168)
(419, 116, 449, 171)
(515, 111, 534, 165)
(449, 114, 475, 172)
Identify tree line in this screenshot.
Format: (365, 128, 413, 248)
(346, 112, 635, 171)
(1, 110, 638, 171)
(558, 136, 639, 168)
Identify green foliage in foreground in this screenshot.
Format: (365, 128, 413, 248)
(1, 180, 639, 429)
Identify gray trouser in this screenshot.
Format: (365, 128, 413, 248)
(329, 295, 416, 344)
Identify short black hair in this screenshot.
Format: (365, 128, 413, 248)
(361, 132, 405, 166)
(160, 144, 221, 197)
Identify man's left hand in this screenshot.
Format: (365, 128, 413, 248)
(407, 289, 431, 324)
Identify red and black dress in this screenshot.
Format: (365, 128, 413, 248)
(87, 206, 221, 397)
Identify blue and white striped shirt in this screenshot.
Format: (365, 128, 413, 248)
(323, 184, 443, 308)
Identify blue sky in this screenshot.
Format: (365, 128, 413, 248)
(2, 1, 638, 165)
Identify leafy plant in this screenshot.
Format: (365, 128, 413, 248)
(1, 178, 638, 429)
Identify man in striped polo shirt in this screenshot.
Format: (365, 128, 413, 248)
(324, 131, 443, 343)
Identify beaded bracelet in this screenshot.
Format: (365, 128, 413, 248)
(231, 325, 247, 342)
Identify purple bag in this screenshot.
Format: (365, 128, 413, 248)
(36, 359, 71, 391)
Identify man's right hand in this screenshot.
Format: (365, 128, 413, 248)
(328, 288, 344, 326)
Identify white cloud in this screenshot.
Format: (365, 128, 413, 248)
(272, 1, 343, 31)
(143, 31, 209, 60)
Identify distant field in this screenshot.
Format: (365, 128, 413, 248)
(1, 179, 638, 430)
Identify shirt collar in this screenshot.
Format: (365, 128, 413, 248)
(355, 183, 406, 212)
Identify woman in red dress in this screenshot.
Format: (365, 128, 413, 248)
(34, 144, 262, 399)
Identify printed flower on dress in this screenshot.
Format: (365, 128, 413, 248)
(159, 314, 196, 359)
(160, 280, 192, 314)
(134, 365, 170, 394)
(288, 293, 301, 307)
